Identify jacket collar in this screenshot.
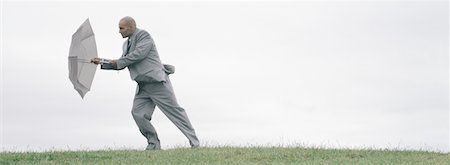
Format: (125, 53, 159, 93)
(128, 28, 140, 41)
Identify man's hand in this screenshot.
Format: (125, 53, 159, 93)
(91, 57, 101, 65)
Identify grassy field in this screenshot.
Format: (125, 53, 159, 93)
(1, 147, 449, 165)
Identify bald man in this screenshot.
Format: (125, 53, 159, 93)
(93, 16, 199, 150)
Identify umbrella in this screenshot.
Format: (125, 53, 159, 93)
(68, 18, 98, 98)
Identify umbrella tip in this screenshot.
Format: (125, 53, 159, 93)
(76, 89, 87, 99)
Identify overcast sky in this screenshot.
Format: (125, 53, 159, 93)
(1, 0, 449, 152)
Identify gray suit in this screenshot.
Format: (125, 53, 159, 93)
(107, 28, 199, 149)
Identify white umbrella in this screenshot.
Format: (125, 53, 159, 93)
(68, 18, 98, 98)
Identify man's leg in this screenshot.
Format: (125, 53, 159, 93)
(142, 80, 200, 147)
(131, 85, 161, 150)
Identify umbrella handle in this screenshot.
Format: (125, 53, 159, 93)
(77, 59, 94, 63)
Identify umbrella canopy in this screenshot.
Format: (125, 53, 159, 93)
(68, 18, 98, 98)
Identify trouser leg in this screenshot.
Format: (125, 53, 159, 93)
(131, 86, 160, 149)
(141, 80, 200, 147)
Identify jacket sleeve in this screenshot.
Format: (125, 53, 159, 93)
(100, 63, 124, 70)
(116, 31, 152, 69)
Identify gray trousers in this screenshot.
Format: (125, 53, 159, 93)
(132, 78, 199, 149)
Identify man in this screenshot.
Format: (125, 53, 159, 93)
(93, 16, 199, 150)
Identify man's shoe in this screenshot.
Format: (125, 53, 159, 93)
(146, 143, 161, 150)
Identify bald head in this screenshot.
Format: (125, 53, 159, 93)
(120, 16, 136, 28)
(119, 16, 137, 38)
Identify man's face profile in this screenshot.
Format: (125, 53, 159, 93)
(119, 21, 132, 38)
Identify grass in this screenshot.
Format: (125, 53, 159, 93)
(1, 147, 449, 165)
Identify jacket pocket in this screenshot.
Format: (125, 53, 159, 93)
(135, 69, 166, 83)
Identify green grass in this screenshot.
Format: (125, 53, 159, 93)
(1, 147, 449, 165)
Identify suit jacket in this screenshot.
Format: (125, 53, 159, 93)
(113, 28, 168, 83)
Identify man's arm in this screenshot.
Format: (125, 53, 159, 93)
(101, 62, 123, 70)
(116, 31, 152, 69)
(91, 58, 123, 70)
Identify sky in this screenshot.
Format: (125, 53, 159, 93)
(1, 0, 449, 152)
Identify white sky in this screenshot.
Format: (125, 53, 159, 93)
(1, 0, 449, 152)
